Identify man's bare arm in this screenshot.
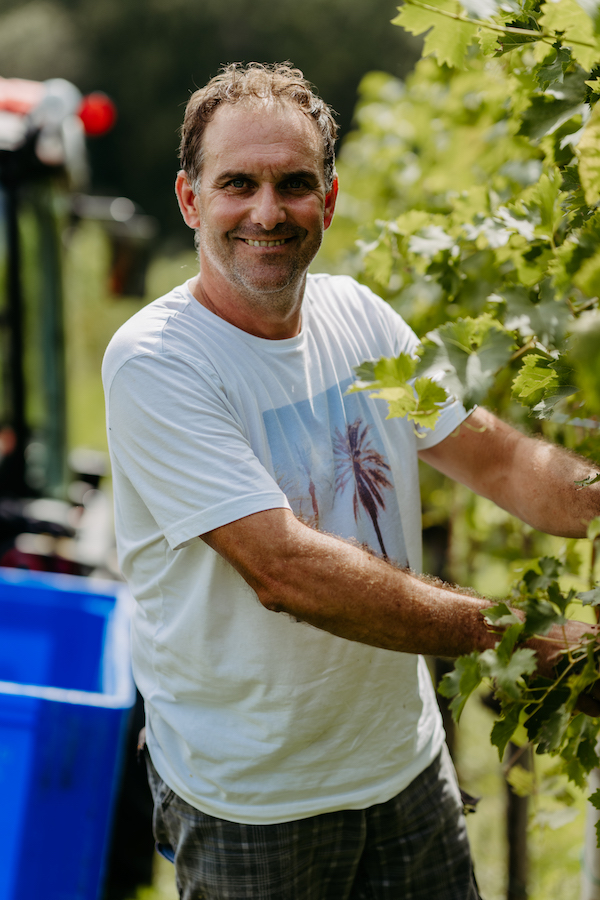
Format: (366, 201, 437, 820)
(202, 506, 586, 676)
(419, 406, 600, 538)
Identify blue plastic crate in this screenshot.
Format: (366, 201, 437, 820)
(0, 567, 136, 900)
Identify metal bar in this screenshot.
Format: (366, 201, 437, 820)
(4, 166, 28, 495)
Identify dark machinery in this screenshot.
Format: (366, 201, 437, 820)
(0, 75, 155, 899)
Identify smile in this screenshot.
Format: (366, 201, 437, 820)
(242, 238, 290, 247)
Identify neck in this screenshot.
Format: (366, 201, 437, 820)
(189, 271, 305, 340)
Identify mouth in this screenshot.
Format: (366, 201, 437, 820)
(241, 237, 292, 247)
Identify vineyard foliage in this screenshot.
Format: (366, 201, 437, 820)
(326, 0, 600, 816)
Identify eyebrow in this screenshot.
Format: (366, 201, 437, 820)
(215, 169, 321, 184)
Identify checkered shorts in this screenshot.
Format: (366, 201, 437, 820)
(146, 746, 480, 899)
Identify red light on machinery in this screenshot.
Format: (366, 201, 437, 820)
(77, 92, 117, 136)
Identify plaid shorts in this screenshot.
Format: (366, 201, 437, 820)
(146, 746, 480, 899)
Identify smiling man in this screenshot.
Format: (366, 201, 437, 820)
(175, 89, 337, 335)
(103, 63, 600, 900)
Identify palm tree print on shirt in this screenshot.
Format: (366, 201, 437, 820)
(333, 418, 393, 559)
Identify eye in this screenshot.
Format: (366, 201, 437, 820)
(227, 177, 248, 190)
(285, 178, 307, 190)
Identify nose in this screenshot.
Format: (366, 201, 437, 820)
(250, 184, 286, 231)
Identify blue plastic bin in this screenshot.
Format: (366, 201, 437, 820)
(0, 567, 135, 900)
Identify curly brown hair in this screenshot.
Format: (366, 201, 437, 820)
(179, 62, 338, 192)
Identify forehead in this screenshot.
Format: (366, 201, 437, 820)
(201, 99, 324, 177)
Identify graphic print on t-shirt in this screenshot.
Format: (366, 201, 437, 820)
(263, 377, 408, 565)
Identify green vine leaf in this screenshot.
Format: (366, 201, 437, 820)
(512, 354, 560, 405)
(511, 356, 576, 417)
(589, 787, 600, 812)
(335, 0, 600, 843)
(506, 762, 537, 796)
(536, 707, 571, 754)
(418, 315, 515, 407)
(535, 45, 572, 92)
(577, 99, 600, 207)
(518, 72, 588, 141)
(361, 234, 395, 287)
(539, 0, 600, 70)
(491, 704, 522, 760)
(391, 0, 479, 69)
(438, 651, 483, 721)
(523, 557, 563, 593)
(348, 354, 448, 430)
(566, 641, 599, 710)
(479, 644, 537, 701)
(483, 601, 521, 628)
(577, 585, 600, 605)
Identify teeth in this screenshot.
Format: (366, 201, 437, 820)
(244, 239, 287, 247)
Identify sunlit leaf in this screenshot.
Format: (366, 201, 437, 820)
(409, 377, 448, 428)
(418, 315, 514, 407)
(540, 0, 600, 70)
(360, 231, 396, 287)
(392, 0, 479, 68)
(577, 585, 600, 605)
(375, 354, 416, 383)
(577, 100, 600, 206)
(408, 225, 455, 258)
(512, 354, 561, 408)
(506, 763, 536, 796)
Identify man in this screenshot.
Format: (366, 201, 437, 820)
(103, 63, 600, 899)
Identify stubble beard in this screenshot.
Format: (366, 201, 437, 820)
(196, 225, 323, 316)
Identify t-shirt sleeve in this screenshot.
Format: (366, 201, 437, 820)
(106, 353, 291, 551)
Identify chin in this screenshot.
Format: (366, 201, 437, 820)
(236, 266, 305, 296)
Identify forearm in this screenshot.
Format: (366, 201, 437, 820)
(508, 435, 600, 538)
(420, 408, 600, 538)
(204, 509, 497, 658)
(203, 508, 595, 680)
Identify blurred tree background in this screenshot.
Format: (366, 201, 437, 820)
(0, 0, 421, 241)
(5, 2, 600, 896)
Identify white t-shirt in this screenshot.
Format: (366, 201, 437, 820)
(103, 273, 468, 825)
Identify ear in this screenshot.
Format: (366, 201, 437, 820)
(323, 175, 339, 231)
(175, 171, 201, 229)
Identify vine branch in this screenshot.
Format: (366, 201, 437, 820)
(402, 0, 598, 51)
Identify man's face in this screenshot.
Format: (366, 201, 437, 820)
(183, 100, 337, 302)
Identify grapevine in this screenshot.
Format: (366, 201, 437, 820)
(324, 0, 600, 830)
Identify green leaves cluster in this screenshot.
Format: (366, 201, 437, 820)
(329, 0, 600, 429)
(348, 354, 447, 429)
(322, 0, 600, 832)
(439, 553, 600, 788)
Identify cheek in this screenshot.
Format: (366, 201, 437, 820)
(201, 197, 245, 232)
(294, 198, 325, 228)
